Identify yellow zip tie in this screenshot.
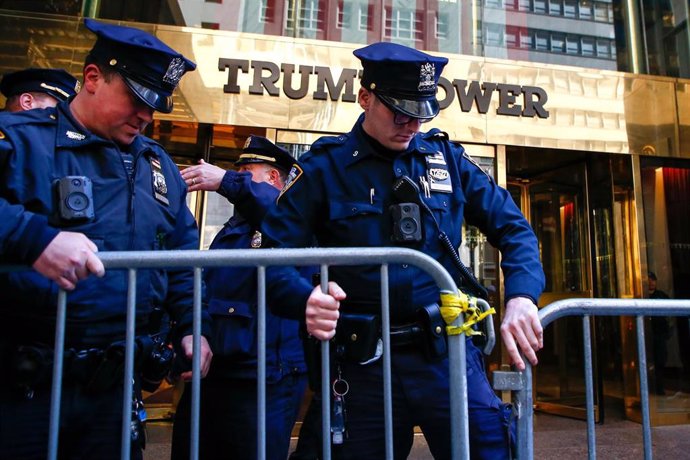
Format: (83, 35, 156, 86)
(440, 290, 496, 336)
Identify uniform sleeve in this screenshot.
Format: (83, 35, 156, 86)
(216, 170, 278, 227)
(161, 158, 212, 341)
(0, 130, 59, 264)
(454, 144, 545, 304)
(260, 160, 322, 320)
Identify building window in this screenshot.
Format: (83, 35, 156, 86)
(201, 22, 220, 29)
(505, 26, 518, 47)
(566, 35, 580, 54)
(549, 0, 563, 16)
(533, 0, 547, 14)
(359, 4, 373, 31)
(564, 0, 577, 18)
(579, 0, 592, 20)
(535, 30, 549, 50)
(551, 33, 566, 53)
(336, 1, 351, 29)
(436, 12, 449, 39)
(486, 0, 503, 8)
(286, 0, 324, 33)
(594, 3, 611, 22)
(581, 36, 595, 56)
(520, 29, 534, 49)
(259, 0, 274, 23)
(597, 39, 611, 58)
(485, 23, 504, 46)
(518, 0, 531, 11)
(384, 7, 423, 41)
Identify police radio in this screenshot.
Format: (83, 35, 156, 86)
(55, 176, 95, 221)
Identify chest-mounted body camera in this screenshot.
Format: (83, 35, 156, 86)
(390, 176, 422, 243)
(55, 176, 95, 222)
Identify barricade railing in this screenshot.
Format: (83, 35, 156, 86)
(493, 298, 690, 460)
(14, 247, 495, 460)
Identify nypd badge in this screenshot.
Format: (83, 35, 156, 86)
(149, 157, 169, 205)
(163, 57, 186, 86)
(418, 62, 436, 92)
(251, 230, 262, 248)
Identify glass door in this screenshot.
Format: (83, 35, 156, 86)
(509, 161, 600, 421)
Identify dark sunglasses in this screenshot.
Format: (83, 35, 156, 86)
(376, 95, 434, 125)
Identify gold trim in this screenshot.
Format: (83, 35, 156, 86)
(238, 153, 276, 162)
(39, 82, 69, 98)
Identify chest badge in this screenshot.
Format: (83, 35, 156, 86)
(150, 157, 169, 206)
(251, 231, 262, 248)
(425, 151, 452, 193)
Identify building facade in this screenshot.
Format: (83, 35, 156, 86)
(1, 0, 689, 425)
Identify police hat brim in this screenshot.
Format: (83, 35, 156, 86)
(377, 93, 439, 119)
(123, 76, 173, 113)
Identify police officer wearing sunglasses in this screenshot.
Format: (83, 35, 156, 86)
(261, 42, 545, 459)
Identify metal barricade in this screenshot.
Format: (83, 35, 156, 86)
(494, 298, 690, 460)
(29, 247, 494, 460)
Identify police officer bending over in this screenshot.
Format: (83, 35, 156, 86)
(1, 67, 80, 112)
(172, 136, 307, 460)
(0, 19, 212, 459)
(261, 43, 545, 459)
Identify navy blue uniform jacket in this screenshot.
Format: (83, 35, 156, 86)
(261, 114, 545, 322)
(206, 171, 305, 382)
(0, 102, 211, 347)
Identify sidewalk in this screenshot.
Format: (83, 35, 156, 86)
(144, 410, 690, 459)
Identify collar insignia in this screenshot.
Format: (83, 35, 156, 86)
(66, 130, 85, 140)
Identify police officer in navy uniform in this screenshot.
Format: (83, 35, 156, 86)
(0, 19, 212, 459)
(171, 136, 307, 460)
(1, 67, 80, 112)
(261, 42, 545, 459)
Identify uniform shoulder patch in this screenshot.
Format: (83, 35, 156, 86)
(278, 163, 303, 201)
(462, 151, 492, 180)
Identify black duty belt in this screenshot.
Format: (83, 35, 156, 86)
(389, 323, 425, 347)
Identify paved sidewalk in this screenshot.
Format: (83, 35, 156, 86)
(144, 409, 690, 459)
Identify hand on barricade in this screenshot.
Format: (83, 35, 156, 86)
(32, 231, 105, 290)
(306, 282, 346, 341)
(179, 335, 213, 381)
(500, 296, 543, 370)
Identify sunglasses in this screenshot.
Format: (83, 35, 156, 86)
(376, 95, 434, 125)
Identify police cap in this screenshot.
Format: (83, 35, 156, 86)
(84, 18, 196, 114)
(0, 68, 80, 101)
(353, 42, 448, 119)
(235, 136, 296, 173)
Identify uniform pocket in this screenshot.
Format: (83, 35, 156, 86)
(208, 299, 257, 359)
(328, 200, 384, 245)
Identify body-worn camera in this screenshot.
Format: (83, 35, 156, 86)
(390, 202, 422, 243)
(55, 176, 95, 222)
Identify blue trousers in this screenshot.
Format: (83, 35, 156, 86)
(0, 382, 142, 460)
(172, 372, 307, 460)
(325, 338, 514, 460)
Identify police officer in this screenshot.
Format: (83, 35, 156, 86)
(171, 136, 307, 460)
(261, 42, 545, 459)
(0, 19, 212, 459)
(1, 67, 80, 112)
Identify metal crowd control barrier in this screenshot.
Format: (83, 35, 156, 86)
(36, 247, 495, 460)
(494, 298, 690, 460)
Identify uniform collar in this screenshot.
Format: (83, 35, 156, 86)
(54, 100, 149, 155)
(342, 114, 438, 167)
